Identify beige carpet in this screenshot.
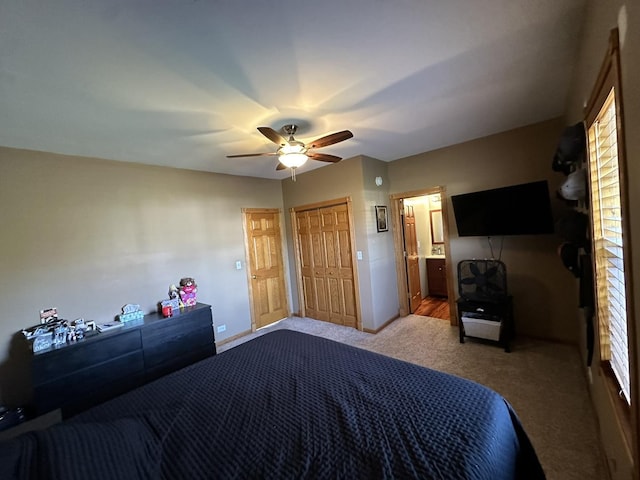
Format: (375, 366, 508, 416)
(219, 315, 608, 480)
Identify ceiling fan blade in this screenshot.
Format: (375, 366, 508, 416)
(306, 130, 353, 149)
(276, 162, 287, 171)
(257, 127, 288, 146)
(308, 152, 342, 163)
(226, 152, 277, 158)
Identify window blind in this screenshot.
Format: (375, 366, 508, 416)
(588, 88, 630, 403)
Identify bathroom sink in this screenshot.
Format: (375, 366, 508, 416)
(426, 255, 446, 259)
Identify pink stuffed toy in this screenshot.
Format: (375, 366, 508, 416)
(179, 277, 198, 307)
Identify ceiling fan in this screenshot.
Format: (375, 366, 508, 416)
(227, 124, 354, 180)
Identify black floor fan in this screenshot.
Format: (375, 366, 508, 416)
(457, 259, 508, 301)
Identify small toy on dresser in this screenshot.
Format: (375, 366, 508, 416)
(118, 303, 144, 324)
(179, 277, 198, 307)
(159, 284, 181, 316)
(169, 284, 180, 302)
(68, 318, 88, 341)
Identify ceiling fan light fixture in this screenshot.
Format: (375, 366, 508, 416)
(279, 152, 308, 168)
(278, 142, 308, 168)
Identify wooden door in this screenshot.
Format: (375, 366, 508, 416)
(295, 202, 357, 328)
(403, 203, 422, 313)
(244, 209, 289, 329)
(297, 209, 330, 322)
(322, 204, 357, 328)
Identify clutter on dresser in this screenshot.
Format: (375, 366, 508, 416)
(21, 324, 54, 353)
(22, 309, 95, 353)
(158, 277, 198, 314)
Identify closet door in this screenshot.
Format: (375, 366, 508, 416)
(295, 202, 357, 328)
(321, 204, 357, 328)
(297, 209, 329, 321)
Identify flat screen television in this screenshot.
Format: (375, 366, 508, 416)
(451, 180, 555, 237)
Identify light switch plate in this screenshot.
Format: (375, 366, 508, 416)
(235, 260, 242, 270)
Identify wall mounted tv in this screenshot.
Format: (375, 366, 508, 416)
(451, 180, 555, 237)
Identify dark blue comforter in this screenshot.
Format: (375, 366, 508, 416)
(0, 330, 545, 479)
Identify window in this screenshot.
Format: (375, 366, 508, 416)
(588, 88, 629, 401)
(585, 28, 634, 406)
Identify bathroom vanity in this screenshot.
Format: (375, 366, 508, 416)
(426, 256, 447, 297)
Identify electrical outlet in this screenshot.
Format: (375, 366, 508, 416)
(357, 251, 363, 260)
(217, 324, 226, 333)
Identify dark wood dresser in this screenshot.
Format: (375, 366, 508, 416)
(29, 303, 215, 418)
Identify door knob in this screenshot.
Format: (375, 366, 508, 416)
(252, 275, 257, 279)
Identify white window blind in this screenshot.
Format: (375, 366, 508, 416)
(588, 88, 630, 403)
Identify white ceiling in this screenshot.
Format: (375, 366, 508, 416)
(0, 0, 586, 180)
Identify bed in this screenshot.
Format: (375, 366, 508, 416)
(0, 330, 545, 479)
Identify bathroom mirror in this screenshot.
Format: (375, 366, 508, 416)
(430, 209, 444, 244)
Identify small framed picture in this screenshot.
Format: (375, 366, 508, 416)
(375, 205, 388, 232)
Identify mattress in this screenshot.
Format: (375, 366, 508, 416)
(0, 329, 545, 479)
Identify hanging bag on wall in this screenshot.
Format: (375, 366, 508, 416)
(552, 122, 586, 175)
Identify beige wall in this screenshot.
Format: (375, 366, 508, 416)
(360, 156, 399, 329)
(0, 146, 284, 405)
(564, 2, 640, 479)
(388, 117, 579, 342)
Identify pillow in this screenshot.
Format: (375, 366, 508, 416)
(0, 417, 162, 480)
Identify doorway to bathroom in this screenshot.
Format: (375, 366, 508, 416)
(390, 186, 455, 324)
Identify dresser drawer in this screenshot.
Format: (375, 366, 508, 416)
(143, 325, 214, 368)
(143, 309, 211, 337)
(34, 350, 145, 415)
(145, 344, 215, 382)
(32, 330, 142, 385)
